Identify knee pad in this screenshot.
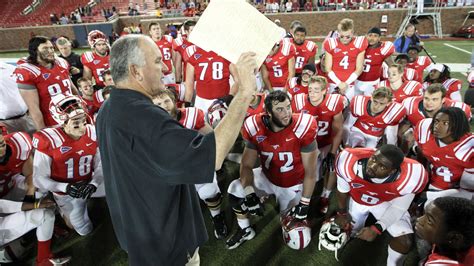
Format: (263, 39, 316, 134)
(29, 209, 54, 226)
(204, 192, 222, 209)
(228, 194, 247, 215)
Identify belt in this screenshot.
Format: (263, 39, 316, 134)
(0, 112, 27, 121)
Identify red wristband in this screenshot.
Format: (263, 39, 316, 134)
(370, 225, 382, 235)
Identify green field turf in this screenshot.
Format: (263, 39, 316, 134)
(4, 39, 473, 265)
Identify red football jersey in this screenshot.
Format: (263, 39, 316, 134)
(422, 78, 462, 101)
(81, 97, 99, 117)
(263, 39, 297, 88)
(415, 118, 473, 190)
(0, 132, 32, 197)
(246, 93, 266, 118)
(315, 62, 329, 80)
(185, 45, 231, 99)
(242, 113, 317, 188)
(335, 148, 428, 206)
(358, 41, 395, 82)
(14, 58, 73, 127)
(287, 77, 308, 96)
(154, 35, 174, 75)
(402, 96, 472, 126)
(33, 125, 98, 184)
(381, 64, 419, 82)
(172, 34, 193, 78)
(351, 95, 406, 137)
(81, 51, 110, 87)
(292, 39, 317, 74)
(378, 80, 423, 103)
(292, 93, 345, 148)
(323, 36, 368, 83)
(407, 56, 432, 83)
(177, 107, 205, 130)
(93, 89, 106, 109)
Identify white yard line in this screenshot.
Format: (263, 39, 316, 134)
(443, 43, 472, 55)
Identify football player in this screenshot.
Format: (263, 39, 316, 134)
(406, 45, 432, 83)
(0, 127, 70, 265)
(246, 92, 266, 118)
(33, 95, 103, 236)
(381, 54, 419, 82)
(15, 36, 77, 130)
(81, 30, 110, 88)
(344, 87, 406, 148)
(414, 107, 473, 194)
(415, 197, 474, 265)
(261, 39, 296, 92)
(184, 44, 238, 115)
(379, 64, 423, 103)
(225, 91, 318, 249)
(287, 63, 316, 97)
(76, 78, 99, 117)
(422, 64, 462, 101)
(315, 54, 329, 80)
(172, 20, 196, 83)
(153, 89, 228, 239)
(355, 27, 395, 96)
(149, 22, 175, 85)
(335, 145, 428, 266)
(292, 76, 345, 213)
(324, 18, 368, 101)
(291, 26, 317, 75)
(101, 69, 114, 87)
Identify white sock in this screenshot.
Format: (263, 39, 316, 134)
(237, 218, 250, 229)
(210, 209, 220, 217)
(322, 188, 332, 198)
(387, 245, 406, 266)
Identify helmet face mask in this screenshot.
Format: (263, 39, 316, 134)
(281, 211, 311, 250)
(318, 218, 349, 261)
(87, 30, 110, 54)
(207, 100, 228, 128)
(50, 95, 89, 138)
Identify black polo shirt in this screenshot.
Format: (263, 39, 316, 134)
(96, 88, 215, 265)
(59, 52, 83, 86)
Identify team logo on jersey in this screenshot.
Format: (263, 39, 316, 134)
(77, 150, 84, 155)
(334, 48, 341, 53)
(60, 146, 72, 154)
(351, 183, 364, 189)
(42, 73, 50, 80)
(256, 135, 266, 143)
(93, 60, 101, 65)
(292, 88, 300, 93)
(194, 54, 202, 60)
(271, 145, 280, 149)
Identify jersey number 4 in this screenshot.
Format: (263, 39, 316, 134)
(339, 55, 350, 70)
(261, 151, 294, 173)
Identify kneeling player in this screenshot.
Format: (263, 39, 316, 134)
(334, 145, 428, 266)
(226, 91, 318, 249)
(33, 95, 103, 236)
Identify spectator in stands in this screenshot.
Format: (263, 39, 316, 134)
(292, 0, 300, 11)
(286, 1, 293, 12)
(56, 37, 83, 86)
(394, 24, 421, 54)
(59, 13, 69, 25)
(50, 14, 59, 25)
(304, 0, 313, 11)
(75, 10, 82, 23)
(69, 12, 77, 24)
(112, 5, 116, 13)
(135, 3, 140, 14)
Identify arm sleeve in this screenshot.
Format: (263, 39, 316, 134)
(0, 200, 23, 214)
(150, 119, 216, 185)
(393, 37, 402, 53)
(33, 150, 68, 193)
(385, 125, 398, 146)
(337, 174, 351, 193)
(89, 149, 103, 187)
(377, 193, 415, 231)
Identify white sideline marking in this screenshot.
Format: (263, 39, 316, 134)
(443, 43, 472, 54)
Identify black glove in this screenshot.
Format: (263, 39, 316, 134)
(184, 101, 192, 108)
(219, 95, 234, 106)
(322, 152, 336, 176)
(290, 201, 310, 220)
(244, 187, 263, 216)
(66, 182, 84, 198)
(79, 184, 97, 199)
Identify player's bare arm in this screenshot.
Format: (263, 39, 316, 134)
(19, 89, 45, 130)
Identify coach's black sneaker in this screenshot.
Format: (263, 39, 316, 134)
(225, 226, 255, 249)
(211, 213, 228, 239)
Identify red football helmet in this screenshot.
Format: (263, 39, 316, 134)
(49, 94, 88, 125)
(87, 30, 109, 48)
(207, 99, 228, 128)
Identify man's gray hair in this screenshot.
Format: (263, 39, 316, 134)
(109, 35, 146, 83)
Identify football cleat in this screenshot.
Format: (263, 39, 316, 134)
(225, 226, 255, 249)
(318, 217, 349, 261)
(211, 213, 228, 240)
(281, 211, 311, 250)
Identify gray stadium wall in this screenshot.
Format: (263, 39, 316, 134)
(0, 7, 471, 52)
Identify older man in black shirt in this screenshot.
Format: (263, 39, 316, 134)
(56, 37, 83, 86)
(96, 35, 257, 265)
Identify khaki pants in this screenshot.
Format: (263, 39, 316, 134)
(0, 114, 36, 136)
(185, 248, 200, 266)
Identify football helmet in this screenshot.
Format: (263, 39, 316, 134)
(318, 217, 349, 261)
(49, 94, 88, 125)
(281, 212, 311, 250)
(207, 99, 228, 128)
(87, 30, 109, 48)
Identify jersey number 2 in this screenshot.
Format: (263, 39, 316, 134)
(261, 151, 294, 173)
